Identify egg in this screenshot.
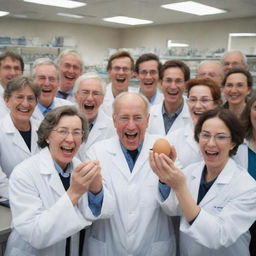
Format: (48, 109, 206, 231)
(152, 138, 171, 156)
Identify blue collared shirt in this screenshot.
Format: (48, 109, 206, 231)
(38, 102, 55, 116)
(121, 142, 143, 172)
(54, 160, 103, 217)
(162, 100, 184, 134)
(139, 89, 157, 104)
(56, 89, 72, 99)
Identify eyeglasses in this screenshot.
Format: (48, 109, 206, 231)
(223, 61, 241, 67)
(2, 65, 22, 72)
(37, 76, 57, 83)
(52, 128, 84, 138)
(62, 63, 81, 72)
(111, 66, 131, 73)
(187, 98, 214, 105)
(115, 115, 145, 123)
(198, 72, 218, 78)
(13, 94, 36, 103)
(139, 70, 158, 76)
(162, 78, 184, 86)
(199, 131, 231, 144)
(78, 90, 103, 97)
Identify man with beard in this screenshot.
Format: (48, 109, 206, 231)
(0, 51, 24, 116)
(148, 60, 192, 136)
(56, 49, 83, 101)
(135, 53, 163, 105)
(101, 51, 134, 116)
(32, 58, 73, 122)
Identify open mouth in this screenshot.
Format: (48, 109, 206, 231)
(167, 91, 178, 95)
(116, 77, 126, 83)
(125, 132, 138, 139)
(64, 74, 75, 81)
(84, 104, 94, 110)
(17, 108, 30, 113)
(42, 88, 52, 93)
(61, 146, 74, 153)
(144, 81, 154, 86)
(205, 150, 218, 156)
(193, 111, 203, 116)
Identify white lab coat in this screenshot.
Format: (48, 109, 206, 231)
(32, 97, 74, 122)
(160, 158, 256, 256)
(147, 98, 192, 136)
(233, 140, 249, 169)
(84, 134, 176, 256)
(0, 113, 40, 177)
(77, 109, 116, 161)
(0, 166, 8, 198)
(100, 84, 115, 117)
(167, 122, 202, 169)
(0, 85, 9, 118)
(5, 147, 115, 256)
(136, 87, 164, 106)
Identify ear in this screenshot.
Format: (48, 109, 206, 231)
(230, 142, 236, 151)
(4, 97, 10, 108)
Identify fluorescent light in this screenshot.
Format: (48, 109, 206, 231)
(161, 1, 226, 16)
(23, 0, 86, 8)
(0, 11, 9, 17)
(103, 16, 153, 25)
(167, 40, 189, 48)
(12, 14, 28, 18)
(229, 33, 256, 37)
(57, 13, 83, 19)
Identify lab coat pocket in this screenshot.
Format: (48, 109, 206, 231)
(150, 237, 175, 256)
(87, 236, 107, 256)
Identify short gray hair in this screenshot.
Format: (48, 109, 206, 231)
(222, 50, 248, 66)
(112, 91, 150, 116)
(73, 72, 106, 95)
(56, 49, 84, 72)
(32, 58, 59, 80)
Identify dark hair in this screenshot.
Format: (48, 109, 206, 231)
(186, 77, 222, 106)
(241, 92, 256, 141)
(159, 60, 190, 81)
(4, 75, 40, 101)
(37, 106, 88, 148)
(222, 68, 253, 89)
(135, 53, 161, 74)
(194, 108, 244, 156)
(106, 51, 134, 71)
(0, 51, 24, 72)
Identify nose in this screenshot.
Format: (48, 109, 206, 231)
(21, 97, 29, 106)
(207, 135, 216, 146)
(194, 100, 202, 108)
(127, 118, 136, 129)
(65, 132, 75, 142)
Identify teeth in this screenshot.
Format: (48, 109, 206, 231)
(19, 109, 29, 113)
(125, 132, 137, 138)
(144, 82, 153, 85)
(84, 104, 94, 110)
(64, 75, 74, 80)
(168, 91, 178, 95)
(194, 111, 203, 115)
(206, 150, 218, 156)
(42, 88, 51, 92)
(61, 146, 73, 152)
(116, 78, 125, 82)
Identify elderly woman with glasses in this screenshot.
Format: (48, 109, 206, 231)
(5, 106, 114, 256)
(150, 108, 256, 256)
(166, 77, 222, 169)
(0, 76, 40, 179)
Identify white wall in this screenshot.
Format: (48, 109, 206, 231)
(0, 18, 121, 66)
(120, 17, 256, 55)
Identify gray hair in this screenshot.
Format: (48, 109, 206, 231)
(37, 106, 88, 148)
(32, 58, 59, 80)
(73, 72, 106, 95)
(222, 50, 248, 66)
(197, 60, 224, 79)
(112, 91, 150, 116)
(56, 49, 84, 72)
(4, 75, 40, 101)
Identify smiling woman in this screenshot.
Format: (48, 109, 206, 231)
(0, 75, 40, 180)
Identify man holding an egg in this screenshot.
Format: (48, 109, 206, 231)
(83, 91, 176, 256)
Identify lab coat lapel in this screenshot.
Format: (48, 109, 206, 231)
(185, 125, 200, 154)
(189, 164, 204, 201)
(199, 158, 235, 206)
(30, 119, 39, 153)
(39, 148, 65, 197)
(107, 137, 131, 181)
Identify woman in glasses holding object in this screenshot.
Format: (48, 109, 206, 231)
(5, 106, 114, 256)
(166, 77, 222, 169)
(151, 108, 256, 256)
(0, 76, 40, 179)
(222, 68, 252, 118)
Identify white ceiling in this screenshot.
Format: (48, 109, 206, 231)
(1, 0, 256, 28)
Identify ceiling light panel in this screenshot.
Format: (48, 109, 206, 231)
(24, 0, 86, 8)
(57, 13, 84, 19)
(103, 16, 153, 25)
(0, 11, 9, 17)
(161, 1, 226, 16)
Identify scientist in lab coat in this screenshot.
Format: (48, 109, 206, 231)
(73, 72, 115, 160)
(84, 92, 176, 256)
(150, 108, 256, 256)
(0, 76, 40, 178)
(5, 106, 115, 256)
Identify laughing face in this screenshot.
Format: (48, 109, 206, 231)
(199, 117, 235, 174)
(47, 115, 83, 170)
(188, 85, 218, 124)
(5, 85, 37, 126)
(108, 57, 133, 97)
(223, 73, 250, 107)
(160, 67, 185, 110)
(136, 60, 159, 99)
(74, 78, 104, 123)
(34, 64, 59, 107)
(113, 94, 149, 150)
(59, 54, 82, 92)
